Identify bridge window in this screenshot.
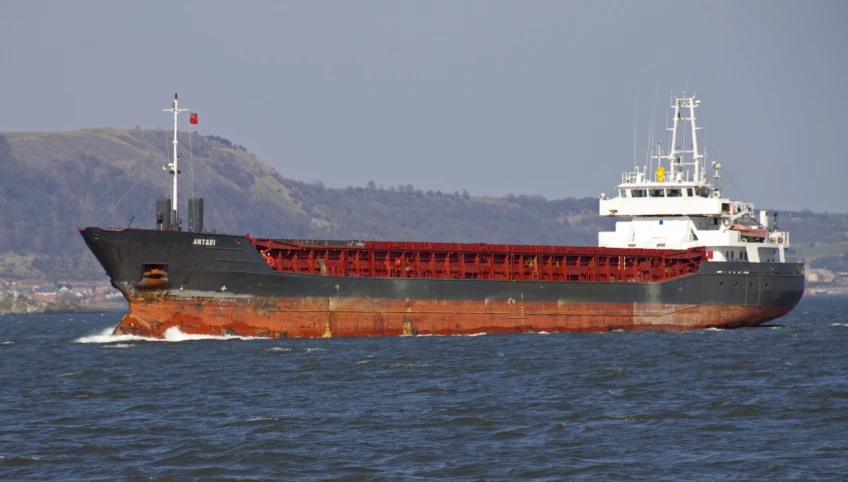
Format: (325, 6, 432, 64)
(695, 187, 711, 197)
(631, 189, 646, 198)
(619, 189, 626, 197)
(649, 189, 665, 197)
(667, 189, 682, 197)
(686, 188, 693, 197)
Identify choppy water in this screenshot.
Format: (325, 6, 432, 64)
(1, 297, 847, 480)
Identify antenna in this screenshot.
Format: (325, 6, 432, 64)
(163, 93, 188, 230)
(645, 84, 659, 174)
(703, 117, 708, 183)
(633, 102, 639, 171)
(712, 160, 722, 197)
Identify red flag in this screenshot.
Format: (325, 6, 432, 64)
(189, 112, 198, 125)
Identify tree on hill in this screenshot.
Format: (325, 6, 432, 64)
(0, 128, 845, 280)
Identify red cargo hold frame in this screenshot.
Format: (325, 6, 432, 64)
(248, 236, 707, 283)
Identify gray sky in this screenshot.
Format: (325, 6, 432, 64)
(2, 1, 846, 212)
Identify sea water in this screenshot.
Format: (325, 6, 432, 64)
(1, 296, 846, 480)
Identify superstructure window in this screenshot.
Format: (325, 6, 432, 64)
(619, 189, 626, 197)
(667, 189, 682, 197)
(686, 188, 693, 197)
(696, 187, 710, 197)
(631, 189, 646, 198)
(649, 189, 665, 197)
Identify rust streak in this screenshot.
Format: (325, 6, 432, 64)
(113, 296, 790, 339)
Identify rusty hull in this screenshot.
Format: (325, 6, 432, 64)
(78, 227, 803, 338)
(114, 294, 792, 339)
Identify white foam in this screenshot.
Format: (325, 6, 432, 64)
(1, 341, 14, 345)
(304, 348, 325, 353)
(102, 343, 134, 349)
(403, 333, 480, 338)
(537, 331, 551, 335)
(76, 328, 158, 343)
(356, 359, 373, 364)
(389, 363, 433, 368)
(161, 326, 262, 342)
(831, 323, 848, 327)
(701, 328, 723, 332)
(75, 326, 262, 343)
(266, 347, 292, 352)
(245, 417, 277, 422)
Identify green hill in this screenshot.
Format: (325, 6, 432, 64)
(0, 128, 845, 281)
(0, 128, 605, 280)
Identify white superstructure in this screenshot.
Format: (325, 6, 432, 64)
(598, 94, 789, 263)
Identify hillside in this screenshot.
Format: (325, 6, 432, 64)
(0, 128, 606, 280)
(0, 128, 845, 281)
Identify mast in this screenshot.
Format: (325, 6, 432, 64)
(667, 95, 681, 180)
(688, 95, 703, 183)
(653, 93, 704, 184)
(163, 93, 188, 230)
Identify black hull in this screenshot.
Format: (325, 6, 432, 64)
(79, 227, 805, 338)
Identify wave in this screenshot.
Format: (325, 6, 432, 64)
(75, 326, 263, 343)
(75, 328, 158, 343)
(245, 417, 278, 423)
(160, 327, 262, 342)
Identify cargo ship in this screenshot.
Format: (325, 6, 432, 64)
(80, 93, 804, 338)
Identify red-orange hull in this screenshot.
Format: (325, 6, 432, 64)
(114, 296, 793, 338)
(78, 227, 803, 339)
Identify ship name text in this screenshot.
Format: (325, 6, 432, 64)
(193, 238, 216, 246)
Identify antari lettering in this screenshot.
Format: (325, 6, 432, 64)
(193, 238, 216, 246)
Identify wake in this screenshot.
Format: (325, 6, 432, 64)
(75, 326, 263, 343)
